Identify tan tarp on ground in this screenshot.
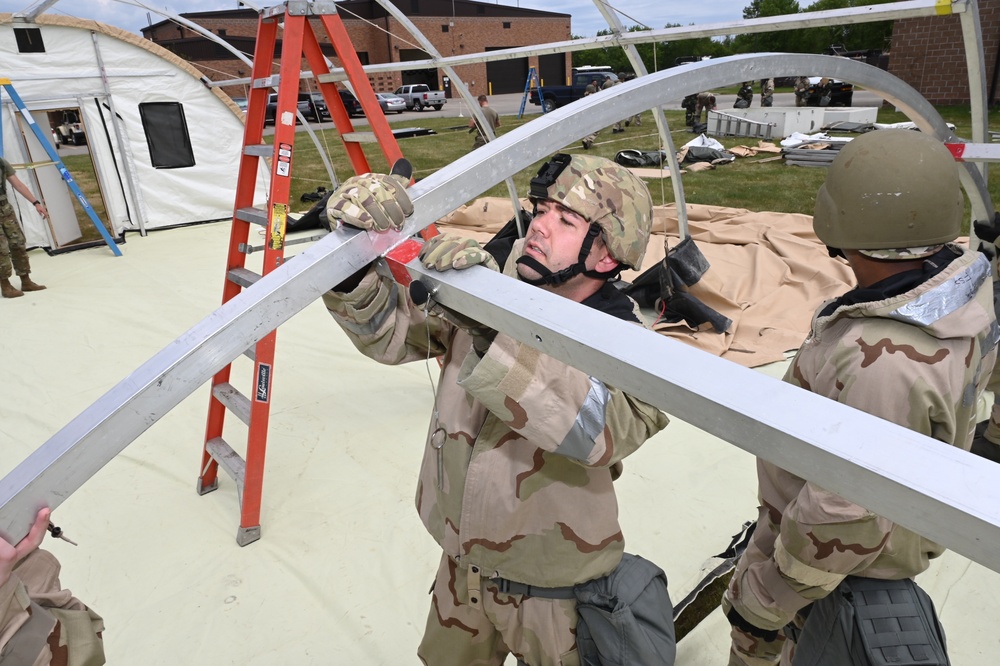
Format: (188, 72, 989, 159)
(438, 198, 856, 368)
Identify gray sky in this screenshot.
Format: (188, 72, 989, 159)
(0, 0, 751, 37)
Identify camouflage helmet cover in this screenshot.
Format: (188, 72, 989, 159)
(813, 129, 962, 256)
(530, 154, 653, 270)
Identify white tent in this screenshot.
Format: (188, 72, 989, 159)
(0, 14, 261, 250)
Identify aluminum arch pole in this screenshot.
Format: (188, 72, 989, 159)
(312, 0, 969, 78)
(591, 0, 689, 239)
(368, 0, 524, 234)
(0, 53, 990, 544)
(959, 0, 989, 183)
(395, 256, 1000, 575)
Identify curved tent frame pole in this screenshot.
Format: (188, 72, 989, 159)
(591, 0, 689, 239)
(0, 54, 993, 547)
(363, 0, 525, 234)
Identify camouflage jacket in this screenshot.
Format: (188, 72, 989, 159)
(727, 245, 998, 631)
(323, 240, 668, 587)
(0, 550, 105, 665)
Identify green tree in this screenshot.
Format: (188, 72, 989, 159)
(734, 0, 808, 53)
(798, 0, 894, 53)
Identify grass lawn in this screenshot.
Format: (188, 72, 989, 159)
(65, 102, 1000, 244)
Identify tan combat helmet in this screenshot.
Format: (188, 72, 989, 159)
(813, 129, 963, 259)
(530, 153, 653, 271)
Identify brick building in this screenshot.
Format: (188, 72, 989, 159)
(889, 1, 1000, 105)
(141, 0, 571, 99)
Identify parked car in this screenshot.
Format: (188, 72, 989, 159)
(392, 84, 446, 111)
(265, 92, 332, 124)
(232, 96, 248, 112)
(375, 92, 406, 114)
(55, 110, 86, 146)
(802, 76, 854, 107)
(338, 89, 364, 117)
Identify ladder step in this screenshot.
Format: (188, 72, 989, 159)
(212, 381, 252, 426)
(205, 437, 246, 506)
(244, 144, 272, 157)
(252, 75, 280, 89)
(343, 132, 377, 143)
(235, 206, 268, 226)
(227, 267, 260, 288)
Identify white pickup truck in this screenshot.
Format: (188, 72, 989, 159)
(392, 84, 446, 111)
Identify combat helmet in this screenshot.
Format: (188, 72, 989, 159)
(813, 129, 962, 259)
(518, 154, 653, 286)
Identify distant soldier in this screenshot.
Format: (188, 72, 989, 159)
(816, 77, 833, 106)
(468, 94, 500, 150)
(735, 82, 753, 109)
(759, 78, 774, 107)
(694, 92, 716, 125)
(723, 129, 996, 665)
(793, 76, 810, 107)
(681, 93, 699, 127)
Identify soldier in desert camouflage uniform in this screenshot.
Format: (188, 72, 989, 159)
(323, 154, 668, 666)
(723, 129, 998, 665)
(1, 508, 106, 665)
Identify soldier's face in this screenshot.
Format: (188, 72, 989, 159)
(519, 200, 607, 284)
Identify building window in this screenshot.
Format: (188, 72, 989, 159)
(503, 22, 511, 29)
(218, 28, 227, 36)
(138, 102, 196, 169)
(442, 24, 449, 33)
(14, 28, 45, 53)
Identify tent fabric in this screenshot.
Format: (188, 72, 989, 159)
(437, 199, 856, 368)
(0, 14, 260, 248)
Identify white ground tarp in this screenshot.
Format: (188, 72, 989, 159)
(0, 14, 261, 248)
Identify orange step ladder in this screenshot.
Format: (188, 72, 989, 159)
(196, 2, 429, 546)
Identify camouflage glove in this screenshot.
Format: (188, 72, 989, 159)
(419, 233, 499, 272)
(325, 173, 413, 232)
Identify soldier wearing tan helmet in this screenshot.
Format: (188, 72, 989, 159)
(723, 129, 998, 665)
(322, 154, 668, 665)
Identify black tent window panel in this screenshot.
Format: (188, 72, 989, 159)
(14, 28, 45, 53)
(138, 102, 196, 168)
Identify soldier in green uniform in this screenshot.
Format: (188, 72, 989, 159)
(323, 154, 669, 665)
(0, 156, 47, 299)
(723, 129, 997, 664)
(1, 508, 106, 664)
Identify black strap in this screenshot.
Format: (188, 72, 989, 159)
(490, 577, 576, 600)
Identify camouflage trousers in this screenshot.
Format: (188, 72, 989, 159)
(2, 549, 106, 666)
(0, 208, 31, 280)
(417, 553, 580, 666)
(722, 598, 791, 665)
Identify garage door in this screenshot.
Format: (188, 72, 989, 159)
(485, 48, 528, 95)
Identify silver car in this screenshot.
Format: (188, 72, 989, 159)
(376, 92, 406, 114)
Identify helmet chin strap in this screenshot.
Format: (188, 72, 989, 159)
(516, 223, 621, 286)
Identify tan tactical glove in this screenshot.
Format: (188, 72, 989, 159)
(325, 173, 413, 232)
(419, 233, 499, 272)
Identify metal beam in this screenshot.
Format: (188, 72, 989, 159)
(0, 54, 992, 545)
(396, 255, 1000, 575)
(208, 0, 967, 84)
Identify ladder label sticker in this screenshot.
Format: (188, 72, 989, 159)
(255, 363, 272, 403)
(269, 203, 287, 250)
(276, 142, 292, 178)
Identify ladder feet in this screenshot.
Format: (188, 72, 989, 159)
(236, 525, 261, 547)
(196, 478, 219, 495)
